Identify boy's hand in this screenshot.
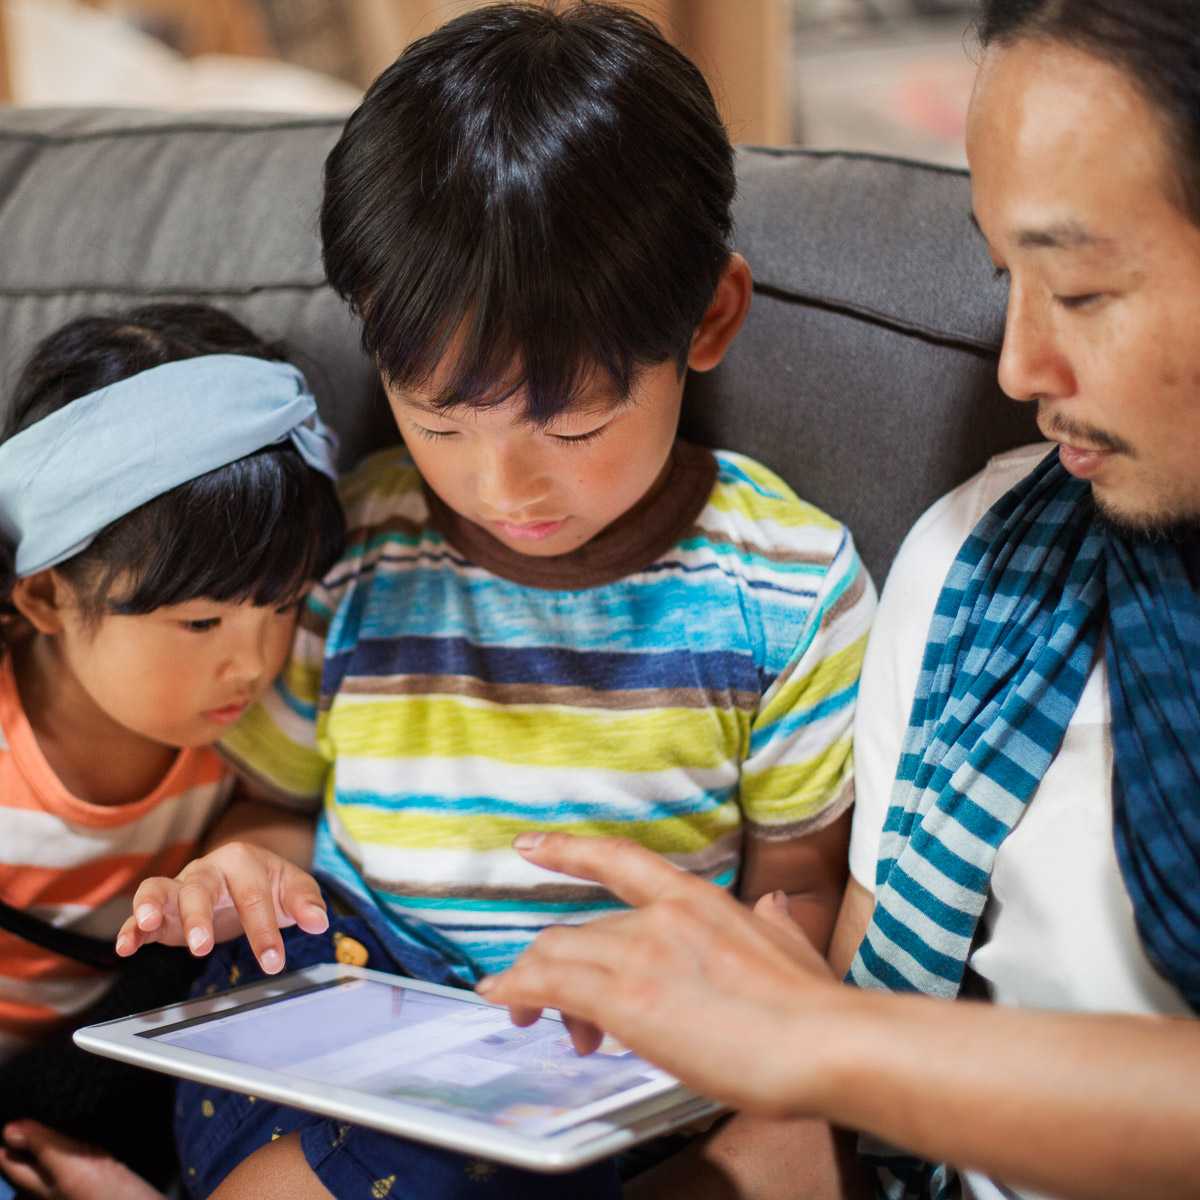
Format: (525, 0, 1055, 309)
(114, 842, 329, 975)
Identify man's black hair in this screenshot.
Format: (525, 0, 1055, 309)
(0, 302, 345, 628)
(977, 0, 1200, 223)
(320, 1, 736, 425)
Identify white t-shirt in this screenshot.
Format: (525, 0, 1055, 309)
(848, 444, 1191, 1200)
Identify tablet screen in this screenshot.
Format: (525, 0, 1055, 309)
(144, 977, 671, 1135)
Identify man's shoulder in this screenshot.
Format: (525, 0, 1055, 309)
(893, 442, 1054, 582)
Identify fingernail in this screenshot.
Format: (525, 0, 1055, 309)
(116, 934, 131, 955)
(136, 904, 157, 928)
(772, 890, 790, 911)
(305, 904, 329, 931)
(187, 927, 209, 954)
(513, 832, 544, 852)
(475, 975, 496, 994)
(261, 948, 282, 974)
(4, 1125, 27, 1149)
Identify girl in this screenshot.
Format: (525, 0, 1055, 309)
(0, 303, 344, 1194)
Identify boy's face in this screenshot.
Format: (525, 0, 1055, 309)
(386, 360, 686, 557)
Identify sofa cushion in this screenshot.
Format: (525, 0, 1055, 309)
(0, 110, 1038, 582)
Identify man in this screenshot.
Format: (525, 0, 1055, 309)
(482, 2, 1200, 1197)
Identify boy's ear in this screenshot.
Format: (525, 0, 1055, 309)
(687, 253, 753, 373)
(9, 570, 71, 635)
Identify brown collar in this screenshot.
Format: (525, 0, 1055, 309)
(423, 440, 717, 590)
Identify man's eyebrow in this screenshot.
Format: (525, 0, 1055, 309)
(968, 211, 1111, 250)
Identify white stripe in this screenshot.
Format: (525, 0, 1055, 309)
(0, 972, 113, 1015)
(860, 923, 955, 996)
(0, 782, 225, 869)
(34, 895, 135, 940)
(877, 881, 972, 964)
(333, 753, 739, 812)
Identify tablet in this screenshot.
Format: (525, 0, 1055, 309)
(74, 963, 721, 1172)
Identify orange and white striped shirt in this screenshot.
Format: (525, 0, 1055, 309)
(0, 656, 232, 1060)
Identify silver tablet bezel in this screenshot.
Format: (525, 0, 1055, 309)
(73, 962, 720, 1173)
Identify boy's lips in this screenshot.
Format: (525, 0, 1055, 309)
(490, 518, 567, 541)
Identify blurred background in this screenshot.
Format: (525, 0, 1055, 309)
(0, 0, 980, 164)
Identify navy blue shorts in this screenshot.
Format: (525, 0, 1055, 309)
(175, 908, 620, 1199)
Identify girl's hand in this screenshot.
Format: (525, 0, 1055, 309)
(477, 833, 841, 1117)
(114, 843, 328, 975)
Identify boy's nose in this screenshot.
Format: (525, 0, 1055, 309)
(477, 448, 549, 516)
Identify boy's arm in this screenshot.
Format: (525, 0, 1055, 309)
(737, 529, 875, 954)
(737, 811, 850, 954)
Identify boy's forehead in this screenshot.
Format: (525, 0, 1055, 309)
(387, 371, 634, 422)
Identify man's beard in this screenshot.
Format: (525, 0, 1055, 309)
(1093, 490, 1200, 545)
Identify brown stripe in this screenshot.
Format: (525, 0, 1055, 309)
(337, 674, 759, 713)
(819, 566, 869, 631)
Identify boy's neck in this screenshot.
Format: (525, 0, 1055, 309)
(424, 439, 717, 591)
(11, 635, 179, 807)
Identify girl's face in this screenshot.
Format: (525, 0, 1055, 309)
(50, 591, 300, 748)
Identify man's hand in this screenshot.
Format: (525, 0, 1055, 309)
(114, 842, 328, 975)
(477, 832, 840, 1116)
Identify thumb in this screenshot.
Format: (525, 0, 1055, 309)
(752, 891, 826, 968)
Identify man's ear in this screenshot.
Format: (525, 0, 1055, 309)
(9, 570, 72, 635)
(687, 253, 753, 373)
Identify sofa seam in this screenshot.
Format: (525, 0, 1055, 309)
(737, 145, 968, 178)
(0, 117, 344, 146)
(752, 282, 999, 357)
(0, 281, 330, 298)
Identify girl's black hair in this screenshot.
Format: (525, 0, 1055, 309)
(0, 303, 345, 633)
(320, 1, 736, 425)
(977, 0, 1200, 223)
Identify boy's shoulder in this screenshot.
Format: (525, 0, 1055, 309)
(702, 449, 850, 559)
(337, 444, 427, 527)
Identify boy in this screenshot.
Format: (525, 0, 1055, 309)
(177, 5, 875, 1197)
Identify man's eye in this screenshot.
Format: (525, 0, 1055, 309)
(1056, 293, 1103, 311)
(181, 618, 220, 633)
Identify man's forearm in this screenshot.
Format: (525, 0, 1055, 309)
(803, 989, 1200, 1200)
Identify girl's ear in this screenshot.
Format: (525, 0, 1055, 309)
(9, 570, 71, 635)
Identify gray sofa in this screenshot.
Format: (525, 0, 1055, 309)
(0, 107, 1037, 586)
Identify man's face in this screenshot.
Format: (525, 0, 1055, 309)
(967, 39, 1200, 534)
(384, 361, 685, 558)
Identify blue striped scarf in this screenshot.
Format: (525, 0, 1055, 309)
(849, 451, 1200, 1200)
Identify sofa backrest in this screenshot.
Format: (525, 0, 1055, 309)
(0, 108, 1039, 585)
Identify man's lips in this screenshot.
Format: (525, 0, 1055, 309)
(1055, 442, 1113, 480)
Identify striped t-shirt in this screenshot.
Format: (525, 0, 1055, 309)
(224, 442, 874, 983)
(0, 655, 232, 1060)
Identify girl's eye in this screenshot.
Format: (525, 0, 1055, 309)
(992, 266, 1010, 283)
(275, 600, 301, 616)
(181, 618, 220, 633)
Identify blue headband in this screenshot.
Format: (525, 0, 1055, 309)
(0, 353, 338, 577)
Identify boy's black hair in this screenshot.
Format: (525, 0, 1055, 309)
(0, 303, 345, 630)
(321, 1, 736, 425)
(977, 0, 1200, 224)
